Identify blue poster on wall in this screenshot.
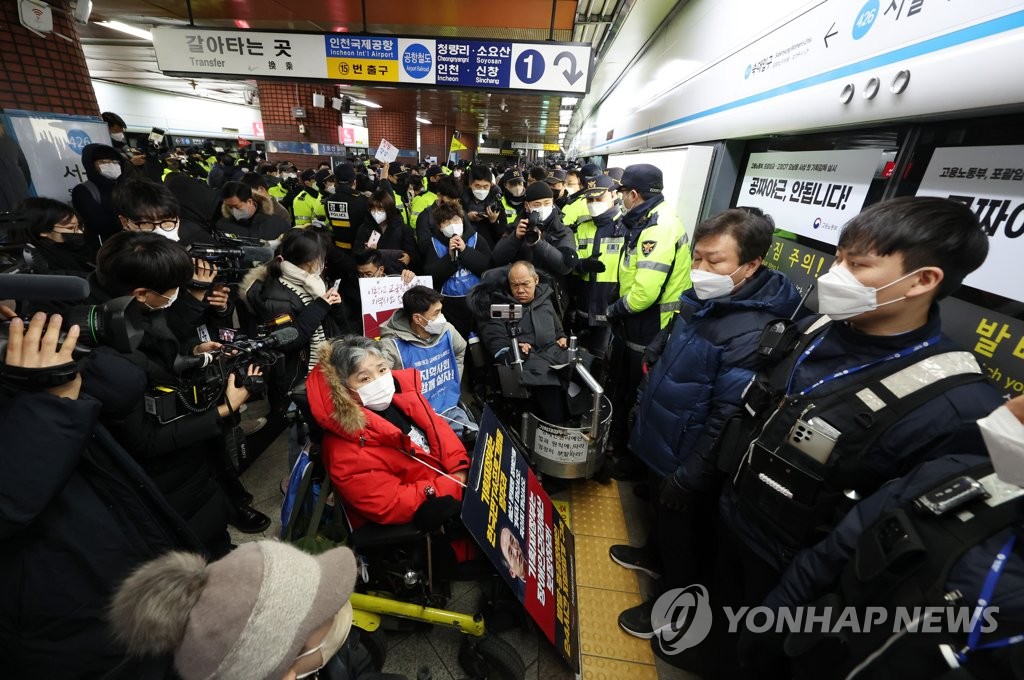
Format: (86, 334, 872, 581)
(435, 40, 512, 89)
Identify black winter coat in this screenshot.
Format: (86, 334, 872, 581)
(416, 212, 493, 293)
(0, 374, 202, 679)
(71, 143, 122, 246)
(354, 211, 418, 270)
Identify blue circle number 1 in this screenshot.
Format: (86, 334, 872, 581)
(515, 49, 545, 84)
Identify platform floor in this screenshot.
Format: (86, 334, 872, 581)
(232, 408, 700, 679)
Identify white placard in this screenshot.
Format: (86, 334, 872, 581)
(915, 145, 1024, 303)
(738, 149, 882, 244)
(532, 423, 590, 464)
(375, 138, 399, 163)
(359, 275, 433, 338)
(4, 112, 112, 201)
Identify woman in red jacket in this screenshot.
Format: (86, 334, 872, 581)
(306, 335, 470, 528)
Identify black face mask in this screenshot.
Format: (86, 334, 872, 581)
(52, 233, 86, 250)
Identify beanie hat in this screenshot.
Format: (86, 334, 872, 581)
(110, 541, 357, 680)
(523, 180, 553, 202)
(334, 163, 356, 182)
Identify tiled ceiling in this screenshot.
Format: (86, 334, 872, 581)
(79, 0, 623, 144)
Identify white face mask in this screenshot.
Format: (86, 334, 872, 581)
(690, 266, 743, 300)
(586, 200, 611, 217)
(371, 209, 387, 224)
(472, 188, 489, 201)
(980, 403, 1024, 486)
(157, 227, 180, 243)
(508, 184, 525, 197)
(815, 264, 920, 321)
(110, 132, 126, 143)
(144, 288, 178, 311)
(441, 221, 463, 238)
(453, 170, 463, 179)
(423, 312, 447, 335)
(98, 163, 122, 180)
(531, 205, 553, 222)
(325, 184, 336, 195)
(356, 371, 395, 411)
(231, 204, 255, 221)
(294, 603, 353, 679)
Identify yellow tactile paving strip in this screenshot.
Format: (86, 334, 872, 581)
(569, 479, 657, 675)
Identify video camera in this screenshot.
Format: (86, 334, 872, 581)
(187, 237, 274, 284)
(145, 326, 298, 421)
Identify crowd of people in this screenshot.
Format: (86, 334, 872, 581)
(2, 111, 1022, 680)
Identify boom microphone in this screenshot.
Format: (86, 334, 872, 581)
(0, 274, 90, 301)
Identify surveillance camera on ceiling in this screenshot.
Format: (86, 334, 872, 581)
(73, 0, 92, 24)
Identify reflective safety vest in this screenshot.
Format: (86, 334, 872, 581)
(394, 191, 411, 226)
(576, 210, 622, 324)
(268, 183, 287, 200)
(560, 193, 591, 233)
(292, 190, 326, 227)
(410, 191, 437, 228)
(390, 331, 461, 414)
(500, 195, 523, 223)
(161, 167, 173, 181)
(617, 201, 692, 346)
(432, 233, 481, 297)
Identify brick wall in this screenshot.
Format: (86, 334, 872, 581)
(257, 81, 341, 168)
(366, 110, 416, 151)
(421, 123, 477, 165)
(0, 0, 98, 115)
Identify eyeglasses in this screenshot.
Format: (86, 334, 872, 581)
(127, 216, 180, 232)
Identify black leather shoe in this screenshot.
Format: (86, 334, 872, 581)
(230, 504, 271, 534)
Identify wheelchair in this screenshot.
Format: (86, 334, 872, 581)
(282, 385, 527, 680)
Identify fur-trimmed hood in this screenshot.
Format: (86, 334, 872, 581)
(239, 262, 270, 300)
(219, 191, 275, 220)
(307, 341, 367, 436)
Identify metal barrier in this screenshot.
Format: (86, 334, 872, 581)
(519, 337, 612, 479)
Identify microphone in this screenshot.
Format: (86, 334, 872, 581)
(0, 273, 90, 301)
(240, 244, 275, 263)
(252, 325, 300, 350)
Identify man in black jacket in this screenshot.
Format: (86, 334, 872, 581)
(0, 309, 204, 679)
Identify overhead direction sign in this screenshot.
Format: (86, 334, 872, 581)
(152, 27, 592, 95)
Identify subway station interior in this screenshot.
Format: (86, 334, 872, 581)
(2, 1, 1024, 679)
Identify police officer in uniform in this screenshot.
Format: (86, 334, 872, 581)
(499, 169, 528, 225)
(560, 163, 602, 234)
(326, 163, 369, 251)
(291, 169, 326, 228)
(572, 174, 622, 360)
(604, 163, 692, 479)
(410, 165, 443, 227)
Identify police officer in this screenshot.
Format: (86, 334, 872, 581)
(573, 174, 622, 359)
(604, 163, 692, 479)
(410, 165, 443, 227)
(291, 169, 326, 228)
(499, 169, 528, 225)
(326, 163, 369, 251)
(560, 163, 602, 234)
(676, 197, 1004, 677)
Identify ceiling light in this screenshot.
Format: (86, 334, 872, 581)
(561, 97, 578, 106)
(416, 117, 432, 125)
(353, 98, 381, 109)
(95, 20, 152, 40)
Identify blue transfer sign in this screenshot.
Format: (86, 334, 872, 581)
(403, 42, 432, 79)
(67, 128, 91, 155)
(325, 35, 398, 60)
(435, 40, 512, 88)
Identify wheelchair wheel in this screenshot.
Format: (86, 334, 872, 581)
(458, 635, 526, 680)
(360, 627, 388, 671)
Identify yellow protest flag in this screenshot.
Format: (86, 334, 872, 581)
(449, 136, 467, 153)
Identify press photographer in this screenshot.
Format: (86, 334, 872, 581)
(0, 304, 204, 678)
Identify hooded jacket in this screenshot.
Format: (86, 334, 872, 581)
(306, 358, 470, 528)
(71, 143, 123, 245)
(379, 309, 467, 397)
(630, 267, 803, 481)
(215, 192, 290, 241)
(164, 172, 221, 245)
(469, 267, 571, 388)
(461, 185, 508, 246)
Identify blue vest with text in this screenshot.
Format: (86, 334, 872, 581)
(432, 233, 481, 297)
(394, 330, 461, 413)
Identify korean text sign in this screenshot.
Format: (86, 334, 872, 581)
(461, 408, 580, 671)
(358, 275, 432, 339)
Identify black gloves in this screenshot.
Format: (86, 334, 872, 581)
(413, 495, 461, 531)
(577, 256, 606, 274)
(659, 474, 692, 512)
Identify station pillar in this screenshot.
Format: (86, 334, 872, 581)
(365, 110, 416, 157)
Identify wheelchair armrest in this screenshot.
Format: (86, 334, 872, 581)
(349, 522, 426, 549)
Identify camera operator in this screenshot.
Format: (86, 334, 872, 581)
(0, 308, 204, 678)
(163, 171, 221, 246)
(102, 111, 147, 175)
(461, 164, 506, 246)
(17, 196, 95, 275)
(89, 231, 267, 551)
(491, 180, 577, 307)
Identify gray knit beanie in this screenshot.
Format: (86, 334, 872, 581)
(110, 541, 357, 680)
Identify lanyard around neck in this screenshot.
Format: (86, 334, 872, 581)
(784, 329, 942, 398)
(957, 531, 1022, 662)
